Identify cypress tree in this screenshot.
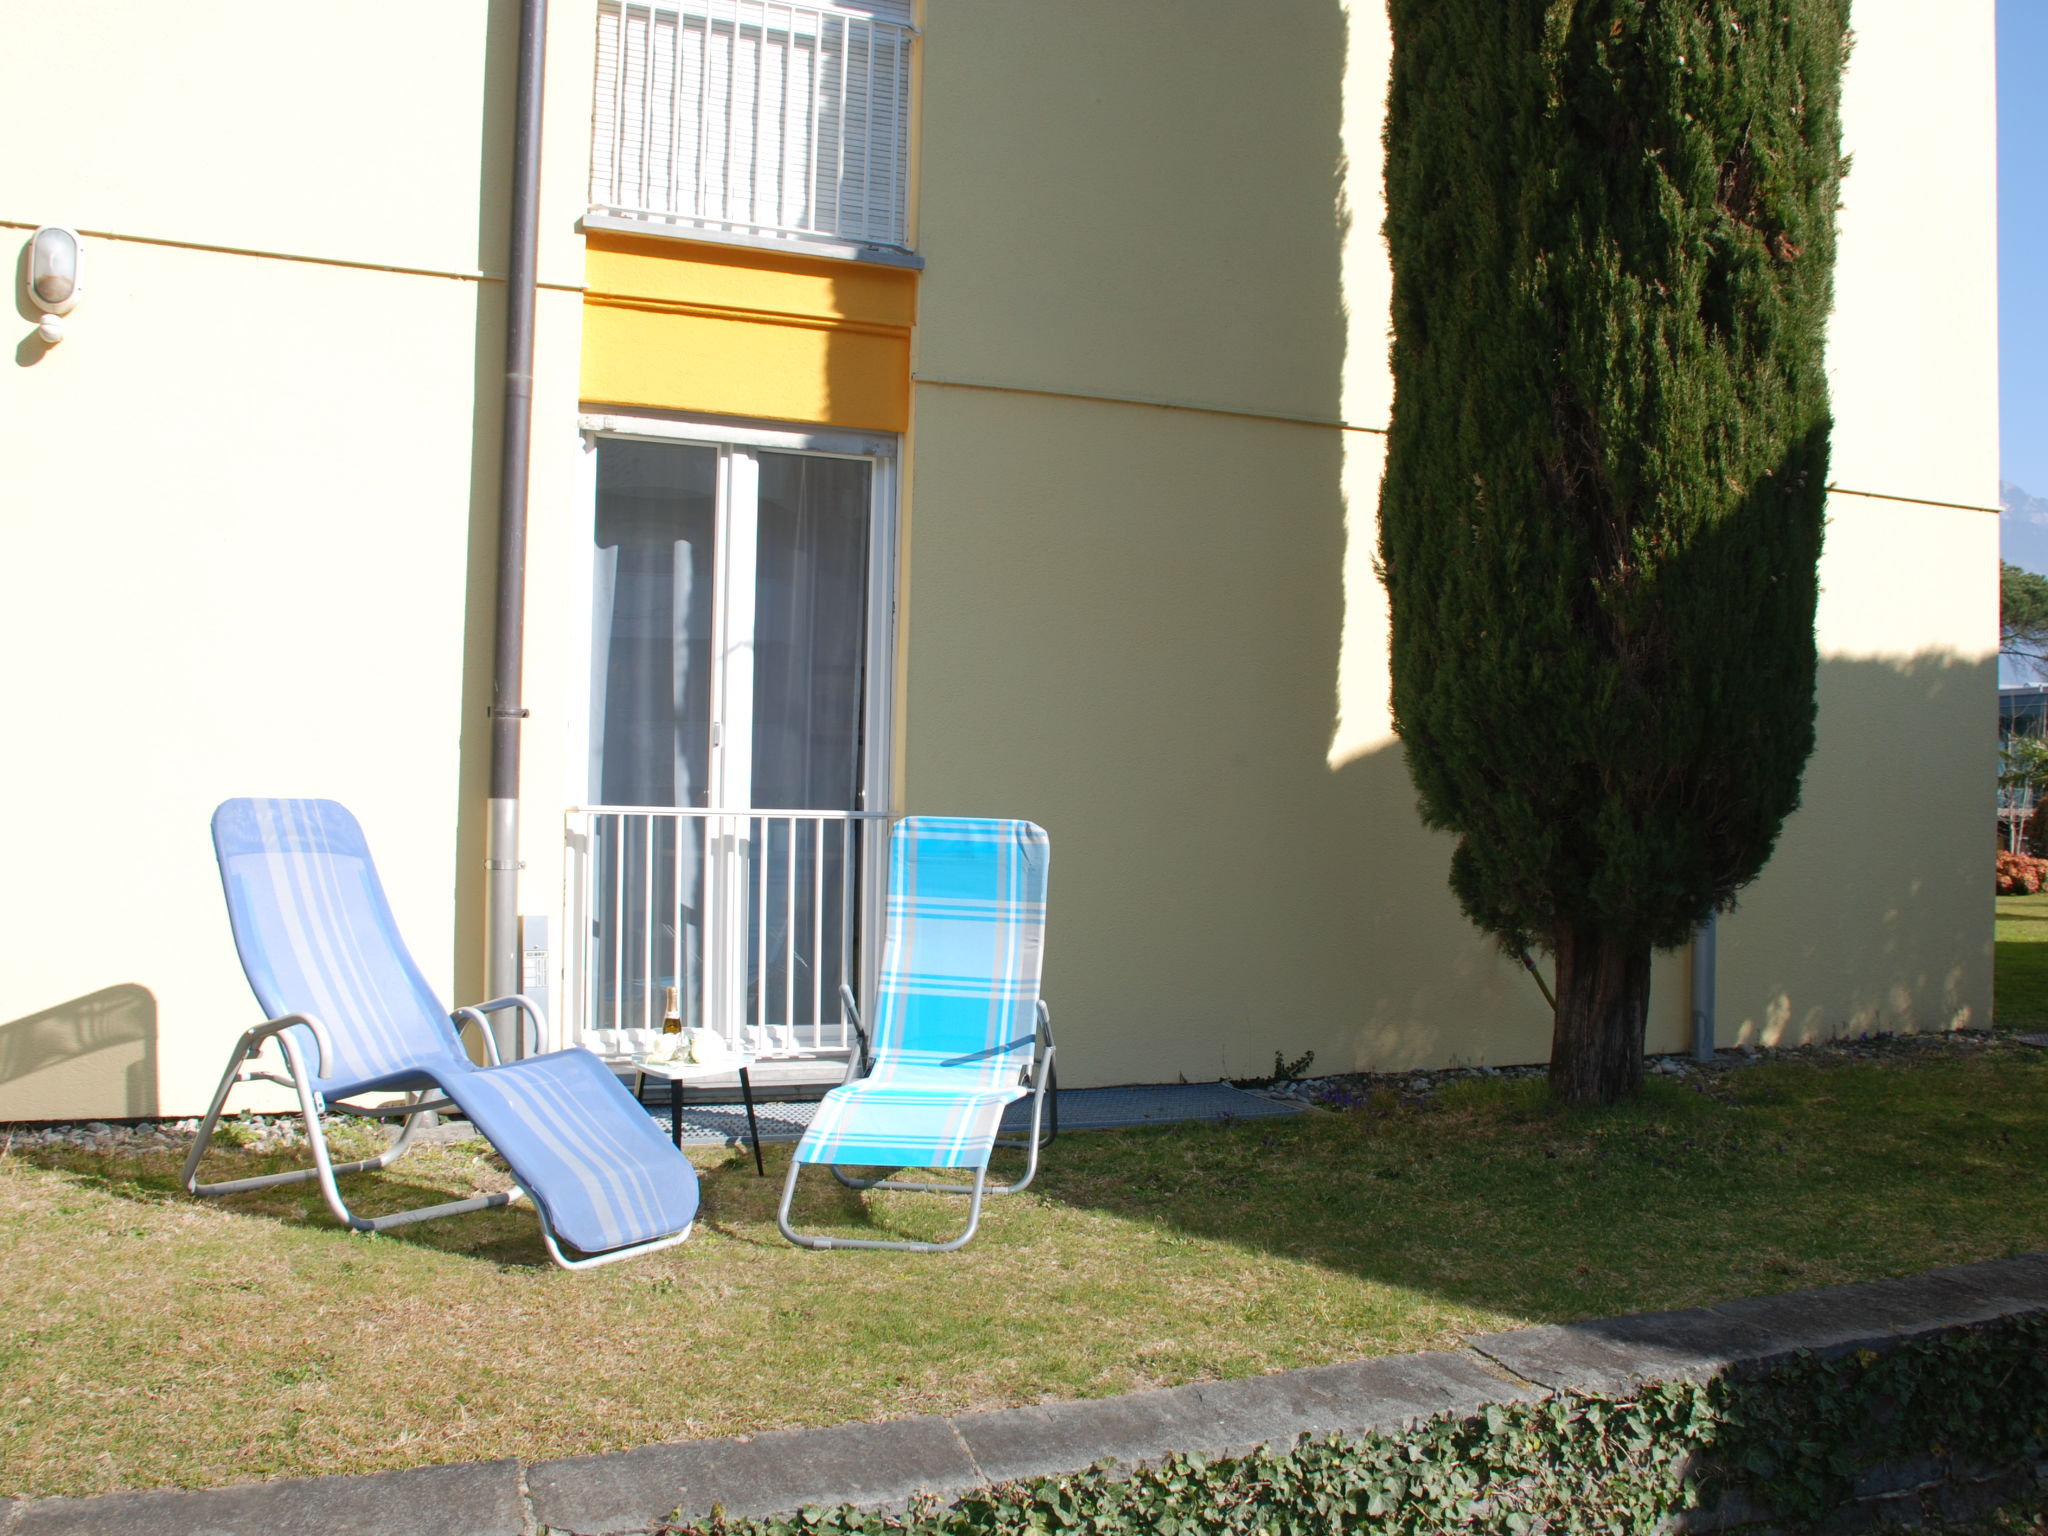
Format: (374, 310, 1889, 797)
(1379, 0, 1849, 1104)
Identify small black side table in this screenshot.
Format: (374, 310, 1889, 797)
(631, 1057, 766, 1176)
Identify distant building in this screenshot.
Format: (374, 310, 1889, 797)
(2001, 686, 2048, 848)
(2001, 687, 2048, 744)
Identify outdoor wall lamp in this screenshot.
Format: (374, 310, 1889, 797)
(24, 226, 83, 344)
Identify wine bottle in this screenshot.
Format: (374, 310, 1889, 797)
(661, 985, 683, 1035)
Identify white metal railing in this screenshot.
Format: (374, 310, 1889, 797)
(591, 0, 913, 249)
(564, 806, 888, 1056)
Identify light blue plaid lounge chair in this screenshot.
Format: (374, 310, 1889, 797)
(184, 798, 698, 1270)
(777, 816, 1055, 1253)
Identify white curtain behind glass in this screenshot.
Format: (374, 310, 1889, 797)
(752, 451, 870, 809)
(585, 436, 873, 1034)
(591, 440, 718, 808)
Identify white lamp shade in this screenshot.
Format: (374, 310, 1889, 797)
(28, 226, 82, 314)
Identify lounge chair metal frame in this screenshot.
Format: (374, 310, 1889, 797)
(182, 998, 692, 1271)
(193, 806, 704, 1277)
(776, 989, 1058, 1254)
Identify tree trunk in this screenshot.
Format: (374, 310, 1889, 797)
(1548, 925, 1652, 1105)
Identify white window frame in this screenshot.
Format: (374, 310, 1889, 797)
(564, 410, 899, 819)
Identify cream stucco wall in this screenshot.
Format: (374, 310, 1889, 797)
(1717, 0, 2000, 1047)
(912, 1, 1349, 421)
(1825, 0, 2002, 515)
(0, 1, 600, 1119)
(905, 0, 1997, 1086)
(0, 244, 483, 1119)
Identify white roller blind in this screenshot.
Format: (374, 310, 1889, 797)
(592, 0, 913, 249)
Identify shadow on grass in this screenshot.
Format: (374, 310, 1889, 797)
(14, 1134, 960, 1267)
(1019, 1050, 2048, 1324)
(620, 1047, 2048, 1326)
(708, 1152, 1000, 1250)
(16, 1139, 569, 1268)
(14, 1049, 2047, 1326)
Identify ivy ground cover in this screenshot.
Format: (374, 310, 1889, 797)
(4, 1037, 2047, 1500)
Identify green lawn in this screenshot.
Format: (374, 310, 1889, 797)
(5, 1040, 2048, 1501)
(1999, 892, 2048, 1032)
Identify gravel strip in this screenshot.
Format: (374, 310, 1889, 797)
(1, 1115, 294, 1155)
(1252, 1028, 2022, 1110)
(4, 1030, 2020, 1151)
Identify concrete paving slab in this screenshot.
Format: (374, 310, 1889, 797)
(630, 1081, 1302, 1146)
(1178, 1348, 1550, 1455)
(1003, 1082, 1303, 1133)
(1921, 1251, 2048, 1311)
(1467, 1303, 1787, 1395)
(527, 1416, 981, 1532)
(948, 1389, 1214, 1487)
(635, 1080, 1305, 1147)
(10, 1460, 525, 1536)
(1476, 1264, 2048, 1398)
(952, 1348, 1545, 1486)
(1705, 1269, 2026, 1360)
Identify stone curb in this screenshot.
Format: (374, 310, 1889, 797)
(13, 1252, 2048, 1535)
(6, 1461, 527, 1536)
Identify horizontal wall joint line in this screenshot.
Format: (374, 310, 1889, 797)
(911, 378, 2003, 520)
(1825, 485, 2000, 515)
(583, 290, 910, 339)
(0, 218, 584, 292)
(910, 373, 1389, 434)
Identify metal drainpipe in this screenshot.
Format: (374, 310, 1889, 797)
(486, 0, 547, 1057)
(1690, 914, 1718, 1061)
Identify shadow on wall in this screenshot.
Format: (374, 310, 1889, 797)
(13, 233, 56, 368)
(1716, 647, 1992, 1044)
(822, 259, 915, 435)
(1316, 645, 1992, 1066)
(921, 393, 1992, 1079)
(0, 984, 159, 1122)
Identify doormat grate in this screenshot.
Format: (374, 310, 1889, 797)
(643, 1080, 1304, 1148)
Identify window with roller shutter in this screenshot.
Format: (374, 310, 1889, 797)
(590, 0, 915, 253)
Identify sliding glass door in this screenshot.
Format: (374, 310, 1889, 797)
(574, 422, 891, 1050)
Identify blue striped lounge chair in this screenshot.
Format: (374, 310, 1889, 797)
(777, 816, 1056, 1253)
(184, 798, 698, 1270)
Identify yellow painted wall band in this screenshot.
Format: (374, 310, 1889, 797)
(580, 232, 915, 430)
(583, 289, 912, 341)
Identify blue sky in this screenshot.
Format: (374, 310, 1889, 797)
(2003, 0, 2047, 496)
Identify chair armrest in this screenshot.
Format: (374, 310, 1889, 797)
(448, 1008, 503, 1066)
(1008, 1001, 1056, 1089)
(460, 994, 551, 1058)
(839, 983, 871, 1081)
(244, 1013, 337, 1081)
